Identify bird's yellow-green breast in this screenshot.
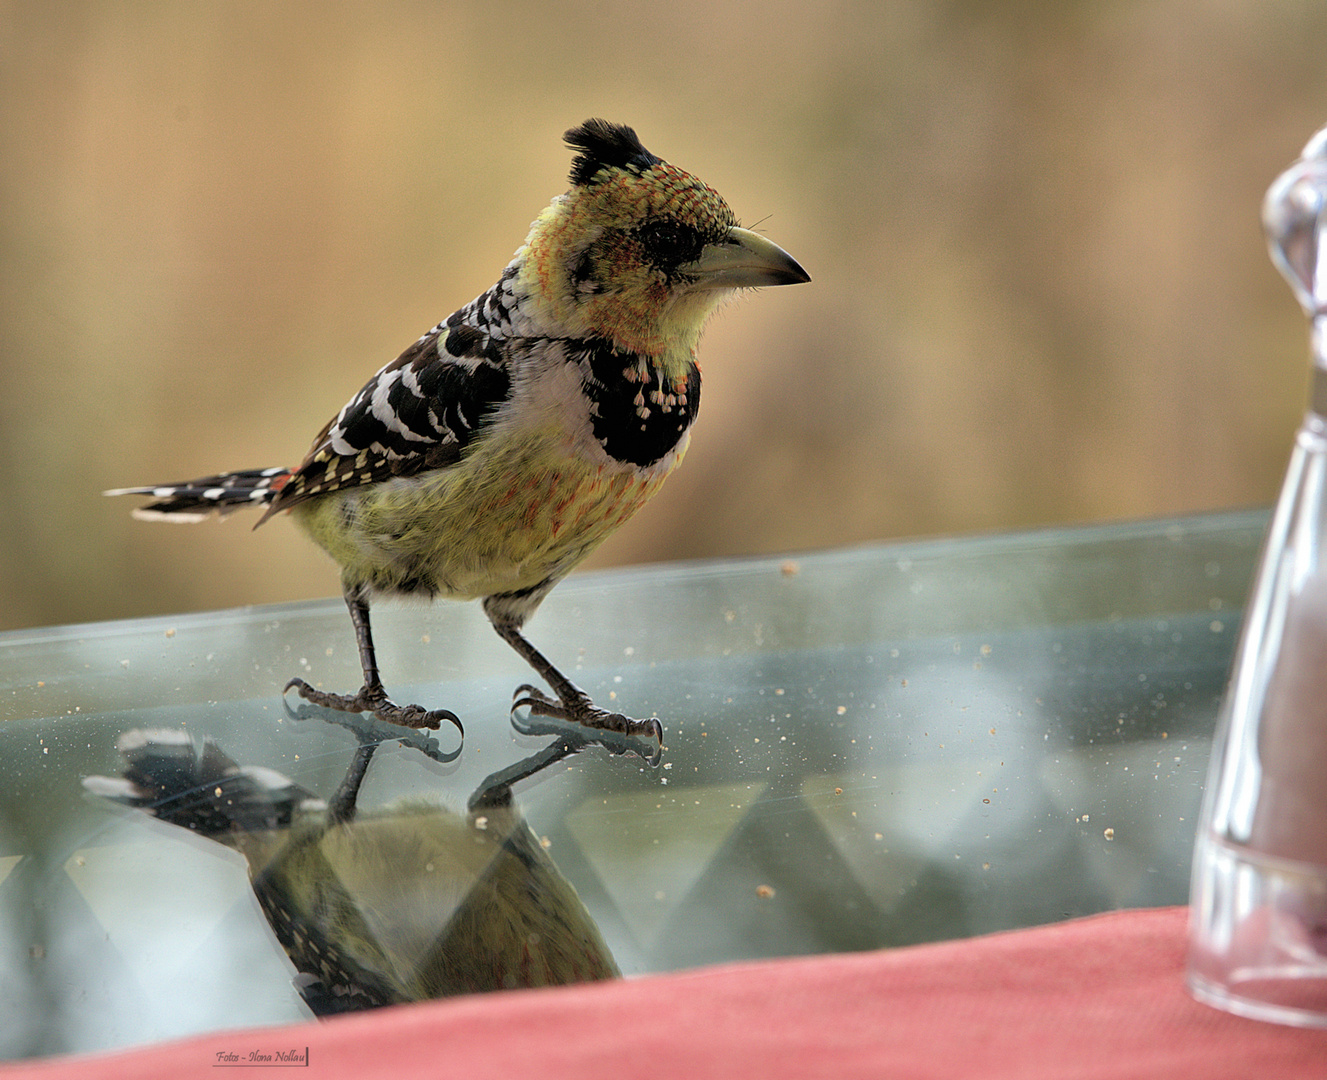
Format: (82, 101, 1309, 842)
(292, 397, 688, 600)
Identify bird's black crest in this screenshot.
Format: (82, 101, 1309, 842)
(565, 120, 662, 186)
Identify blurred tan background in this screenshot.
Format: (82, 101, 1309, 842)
(2, 1, 1325, 631)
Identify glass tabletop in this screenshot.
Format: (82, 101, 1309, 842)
(0, 510, 1267, 1060)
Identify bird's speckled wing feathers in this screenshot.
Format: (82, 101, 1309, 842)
(262, 319, 512, 522)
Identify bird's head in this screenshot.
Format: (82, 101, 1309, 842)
(517, 120, 809, 363)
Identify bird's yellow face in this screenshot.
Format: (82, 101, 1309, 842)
(516, 126, 807, 372)
(521, 161, 737, 361)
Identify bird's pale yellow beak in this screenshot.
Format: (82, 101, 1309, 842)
(686, 226, 810, 290)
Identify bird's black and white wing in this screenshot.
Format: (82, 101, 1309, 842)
(262, 317, 513, 520)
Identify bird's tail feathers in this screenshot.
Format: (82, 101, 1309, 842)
(105, 467, 292, 522)
(83, 728, 325, 835)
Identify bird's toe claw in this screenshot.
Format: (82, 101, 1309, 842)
(506, 683, 663, 764)
(282, 678, 462, 736)
(375, 701, 464, 736)
(510, 686, 563, 735)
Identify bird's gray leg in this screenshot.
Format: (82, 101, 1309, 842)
(285, 583, 463, 736)
(326, 740, 378, 825)
(489, 618, 663, 762)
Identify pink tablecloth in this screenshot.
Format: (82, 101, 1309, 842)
(5, 907, 1326, 1079)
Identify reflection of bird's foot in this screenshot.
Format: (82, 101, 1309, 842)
(284, 678, 463, 736)
(510, 684, 662, 765)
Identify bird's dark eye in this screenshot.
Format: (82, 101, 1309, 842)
(636, 218, 706, 273)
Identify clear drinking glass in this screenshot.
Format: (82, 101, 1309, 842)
(1188, 126, 1327, 1026)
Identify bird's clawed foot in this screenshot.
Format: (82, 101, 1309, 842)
(510, 683, 663, 766)
(283, 678, 463, 737)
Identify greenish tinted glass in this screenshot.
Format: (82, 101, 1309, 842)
(0, 511, 1264, 1059)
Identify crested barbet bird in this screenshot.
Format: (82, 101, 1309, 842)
(110, 120, 810, 759)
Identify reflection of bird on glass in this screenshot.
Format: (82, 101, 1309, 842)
(84, 726, 618, 1012)
(108, 120, 809, 763)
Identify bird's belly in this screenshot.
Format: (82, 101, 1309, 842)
(295, 432, 686, 599)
